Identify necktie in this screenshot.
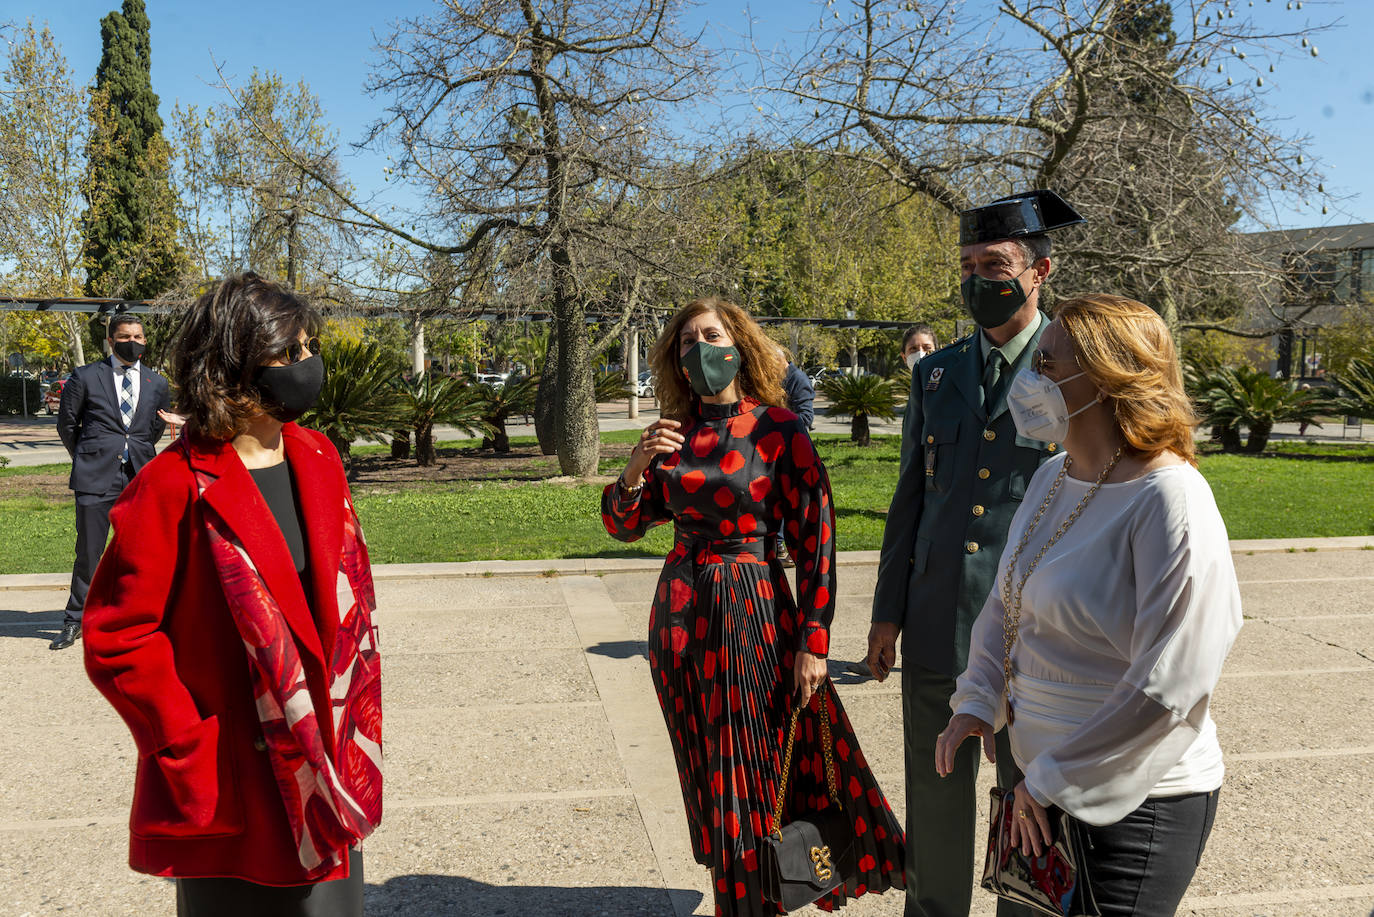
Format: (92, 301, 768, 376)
(120, 367, 134, 462)
(982, 350, 1006, 416)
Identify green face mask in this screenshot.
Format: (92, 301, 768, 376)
(681, 341, 742, 397)
(961, 271, 1029, 329)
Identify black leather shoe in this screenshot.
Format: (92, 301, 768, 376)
(49, 621, 80, 651)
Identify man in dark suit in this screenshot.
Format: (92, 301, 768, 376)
(867, 190, 1085, 917)
(52, 314, 170, 650)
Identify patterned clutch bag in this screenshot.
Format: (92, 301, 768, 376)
(980, 787, 1099, 917)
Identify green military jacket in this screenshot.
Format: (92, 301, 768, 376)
(872, 312, 1058, 677)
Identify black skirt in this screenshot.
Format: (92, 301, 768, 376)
(175, 849, 363, 917)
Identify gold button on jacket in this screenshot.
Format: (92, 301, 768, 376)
(965, 541, 979, 554)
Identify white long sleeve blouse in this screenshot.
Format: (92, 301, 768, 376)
(951, 454, 1243, 826)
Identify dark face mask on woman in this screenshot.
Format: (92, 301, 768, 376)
(681, 341, 742, 397)
(253, 354, 324, 423)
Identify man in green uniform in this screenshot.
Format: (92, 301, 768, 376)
(867, 190, 1086, 917)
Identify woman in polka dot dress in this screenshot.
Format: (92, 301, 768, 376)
(602, 297, 905, 915)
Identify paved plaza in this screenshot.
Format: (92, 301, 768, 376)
(1, 542, 1372, 916)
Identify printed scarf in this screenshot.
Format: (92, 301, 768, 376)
(194, 468, 383, 877)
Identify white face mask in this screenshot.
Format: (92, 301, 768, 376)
(904, 351, 923, 371)
(1005, 367, 1096, 443)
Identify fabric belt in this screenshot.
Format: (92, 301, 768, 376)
(664, 529, 773, 657)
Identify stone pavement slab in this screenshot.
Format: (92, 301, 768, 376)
(0, 547, 1371, 916)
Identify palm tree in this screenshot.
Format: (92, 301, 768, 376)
(301, 340, 404, 469)
(1334, 351, 1374, 421)
(595, 369, 631, 402)
(511, 327, 549, 377)
(398, 373, 490, 466)
(474, 376, 537, 452)
(1192, 365, 1336, 453)
(818, 373, 902, 446)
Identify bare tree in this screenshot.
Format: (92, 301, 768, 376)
(758, 0, 1333, 335)
(232, 0, 714, 475)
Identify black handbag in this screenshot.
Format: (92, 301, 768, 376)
(761, 695, 856, 912)
(981, 787, 1099, 917)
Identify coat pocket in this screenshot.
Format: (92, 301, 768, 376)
(1008, 434, 1050, 500)
(130, 714, 244, 839)
(924, 418, 961, 493)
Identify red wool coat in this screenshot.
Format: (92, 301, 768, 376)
(83, 424, 366, 885)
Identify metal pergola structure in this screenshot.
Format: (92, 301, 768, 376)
(0, 296, 919, 331)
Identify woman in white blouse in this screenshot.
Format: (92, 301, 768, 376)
(935, 294, 1243, 916)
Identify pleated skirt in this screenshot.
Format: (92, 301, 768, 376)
(647, 558, 906, 916)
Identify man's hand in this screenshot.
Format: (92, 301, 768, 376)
(866, 621, 899, 682)
(934, 713, 996, 777)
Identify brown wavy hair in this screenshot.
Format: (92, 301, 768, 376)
(1054, 294, 1198, 465)
(649, 297, 786, 422)
(170, 273, 321, 440)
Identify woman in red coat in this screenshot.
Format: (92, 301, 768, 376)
(83, 274, 382, 916)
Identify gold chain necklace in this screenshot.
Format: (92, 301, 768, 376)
(999, 447, 1124, 724)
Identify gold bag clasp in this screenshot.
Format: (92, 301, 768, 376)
(810, 845, 834, 882)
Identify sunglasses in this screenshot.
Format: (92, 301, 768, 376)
(285, 337, 321, 364)
(1031, 349, 1078, 376)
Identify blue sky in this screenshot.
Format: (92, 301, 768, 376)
(31, 0, 1374, 230)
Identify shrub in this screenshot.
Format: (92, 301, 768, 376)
(818, 372, 902, 446)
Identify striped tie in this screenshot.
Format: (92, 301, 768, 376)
(120, 368, 134, 462)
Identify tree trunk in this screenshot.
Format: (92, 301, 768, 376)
(328, 432, 353, 471)
(1245, 420, 1272, 454)
(62, 314, 86, 367)
(851, 412, 871, 447)
(553, 283, 599, 477)
(390, 428, 410, 459)
(1218, 423, 1243, 453)
(410, 317, 426, 375)
(415, 420, 436, 466)
(492, 418, 511, 453)
(535, 328, 560, 455)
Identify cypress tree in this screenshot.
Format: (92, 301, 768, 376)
(82, 0, 184, 298)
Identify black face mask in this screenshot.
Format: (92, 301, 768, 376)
(111, 340, 146, 364)
(253, 354, 324, 423)
(961, 269, 1034, 329)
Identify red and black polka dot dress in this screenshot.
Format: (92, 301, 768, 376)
(601, 397, 905, 916)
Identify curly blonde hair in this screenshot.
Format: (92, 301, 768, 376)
(649, 297, 786, 422)
(1054, 294, 1199, 465)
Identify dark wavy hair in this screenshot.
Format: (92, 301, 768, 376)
(170, 273, 320, 440)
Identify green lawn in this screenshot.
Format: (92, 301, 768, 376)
(1, 434, 1370, 574)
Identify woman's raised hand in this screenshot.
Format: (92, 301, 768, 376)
(623, 419, 685, 486)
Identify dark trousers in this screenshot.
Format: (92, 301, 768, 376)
(902, 664, 1032, 917)
(1080, 789, 1219, 917)
(65, 465, 132, 622)
(176, 849, 364, 917)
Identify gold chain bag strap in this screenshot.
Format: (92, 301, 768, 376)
(761, 692, 856, 911)
(981, 449, 1120, 917)
(998, 448, 1122, 725)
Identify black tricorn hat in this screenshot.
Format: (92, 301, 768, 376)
(958, 189, 1086, 246)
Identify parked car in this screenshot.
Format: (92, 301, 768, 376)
(808, 367, 843, 384)
(473, 372, 506, 389)
(636, 370, 654, 397)
(44, 379, 67, 414)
